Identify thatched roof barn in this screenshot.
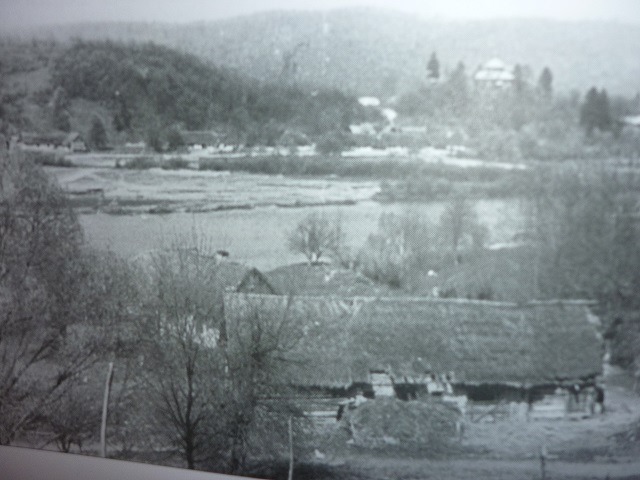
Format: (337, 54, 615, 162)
(224, 294, 603, 391)
(264, 263, 392, 297)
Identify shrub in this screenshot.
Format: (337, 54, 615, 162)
(22, 150, 73, 167)
(337, 398, 460, 455)
(122, 156, 159, 169)
(161, 157, 190, 170)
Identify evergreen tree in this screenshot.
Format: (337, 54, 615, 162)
(538, 67, 553, 97)
(88, 116, 108, 150)
(580, 87, 612, 135)
(113, 92, 132, 132)
(166, 128, 185, 151)
(596, 89, 612, 132)
(51, 87, 71, 132)
(427, 52, 440, 82)
(513, 64, 526, 95)
(446, 61, 468, 115)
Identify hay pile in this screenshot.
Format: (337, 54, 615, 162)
(340, 398, 460, 454)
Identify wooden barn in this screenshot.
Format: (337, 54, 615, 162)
(224, 294, 604, 420)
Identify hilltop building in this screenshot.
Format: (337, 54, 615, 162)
(474, 58, 515, 89)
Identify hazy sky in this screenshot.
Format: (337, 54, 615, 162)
(1, 0, 639, 29)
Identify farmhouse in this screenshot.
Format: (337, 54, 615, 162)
(181, 130, 220, 151)
(224, 293, 603, 417)
(474, 58, 515, 89)
(18, 131, 87, 151)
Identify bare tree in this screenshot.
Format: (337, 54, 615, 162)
(223, 299, 305, 474)
(358, 212, 433, 288)
(288, 212, 343, 265)
(439, 195, 485, 263)
(137, 238, 305, 473)
(137, 243, 225, 470)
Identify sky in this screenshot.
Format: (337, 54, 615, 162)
(1, 0, 639, 30)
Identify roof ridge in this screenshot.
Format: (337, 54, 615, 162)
(225, 292, 597, 307)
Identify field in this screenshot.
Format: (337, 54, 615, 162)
(46, 164, 523, 268)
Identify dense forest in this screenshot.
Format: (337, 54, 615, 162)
(0, 39, 371, 147)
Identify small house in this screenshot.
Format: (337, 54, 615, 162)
(181, 130, 220, 152)
(18, 131, 86, 151)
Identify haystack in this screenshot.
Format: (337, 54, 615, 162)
(340, 398, 459, 453)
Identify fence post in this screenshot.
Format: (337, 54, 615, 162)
(287, 416, 294, 480)
(539, 443, 547, 480)
(100, 362, 114, 458)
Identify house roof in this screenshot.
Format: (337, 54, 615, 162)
(224, 294, 603, 388)
(474, 58, 514, 83)
(181, 130, 219, 146)
(20, 132, 82, 147)
(621, 115, 640, 127)
(265, 263, 391, 297)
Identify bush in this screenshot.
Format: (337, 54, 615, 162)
(161, 157, 190, 170)
(337, 398, 460, 455)
(21, 150, 74, 167)
(122, 156, 159, 169)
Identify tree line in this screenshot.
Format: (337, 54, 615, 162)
(49, 40, 367, 150)
(395, 51, 640, 163)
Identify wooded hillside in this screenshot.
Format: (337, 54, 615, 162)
(13, 8, 640, 96)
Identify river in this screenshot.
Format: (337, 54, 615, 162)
(80, 198, 522, 270)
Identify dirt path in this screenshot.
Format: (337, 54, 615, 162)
(324, 366, 640, 480)
(346, 456, 640, 480)
(461, 365, 640, 460)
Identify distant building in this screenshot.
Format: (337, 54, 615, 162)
(474, 58, 515, 89)
(358, 96, 381, 107)
(181, 130, 220, 151)
(349, 123, 377, 135)
(118, 142, 147, 155)
(619, 114, 640, 128)
(18, 132, 87, 152)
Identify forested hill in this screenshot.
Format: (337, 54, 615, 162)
(13, 8, 640, 96)
(1, 39, 366, 144)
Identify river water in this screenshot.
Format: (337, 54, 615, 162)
(80, 198, 522, 270)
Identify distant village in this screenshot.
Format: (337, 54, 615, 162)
(11, 57, 639, 162)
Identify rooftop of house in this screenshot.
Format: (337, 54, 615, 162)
(474, 58, 515, 82)
(224, 293, 603, 388)
(264, 262, 394, 297)
(181, 130, 220, 146)
(20, 131, 82, 146)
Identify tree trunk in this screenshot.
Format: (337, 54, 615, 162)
(287, 417, 294, 480)
(100, 362, 114, 458)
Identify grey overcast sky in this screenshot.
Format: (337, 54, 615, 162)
(1, 0, 639, 29)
